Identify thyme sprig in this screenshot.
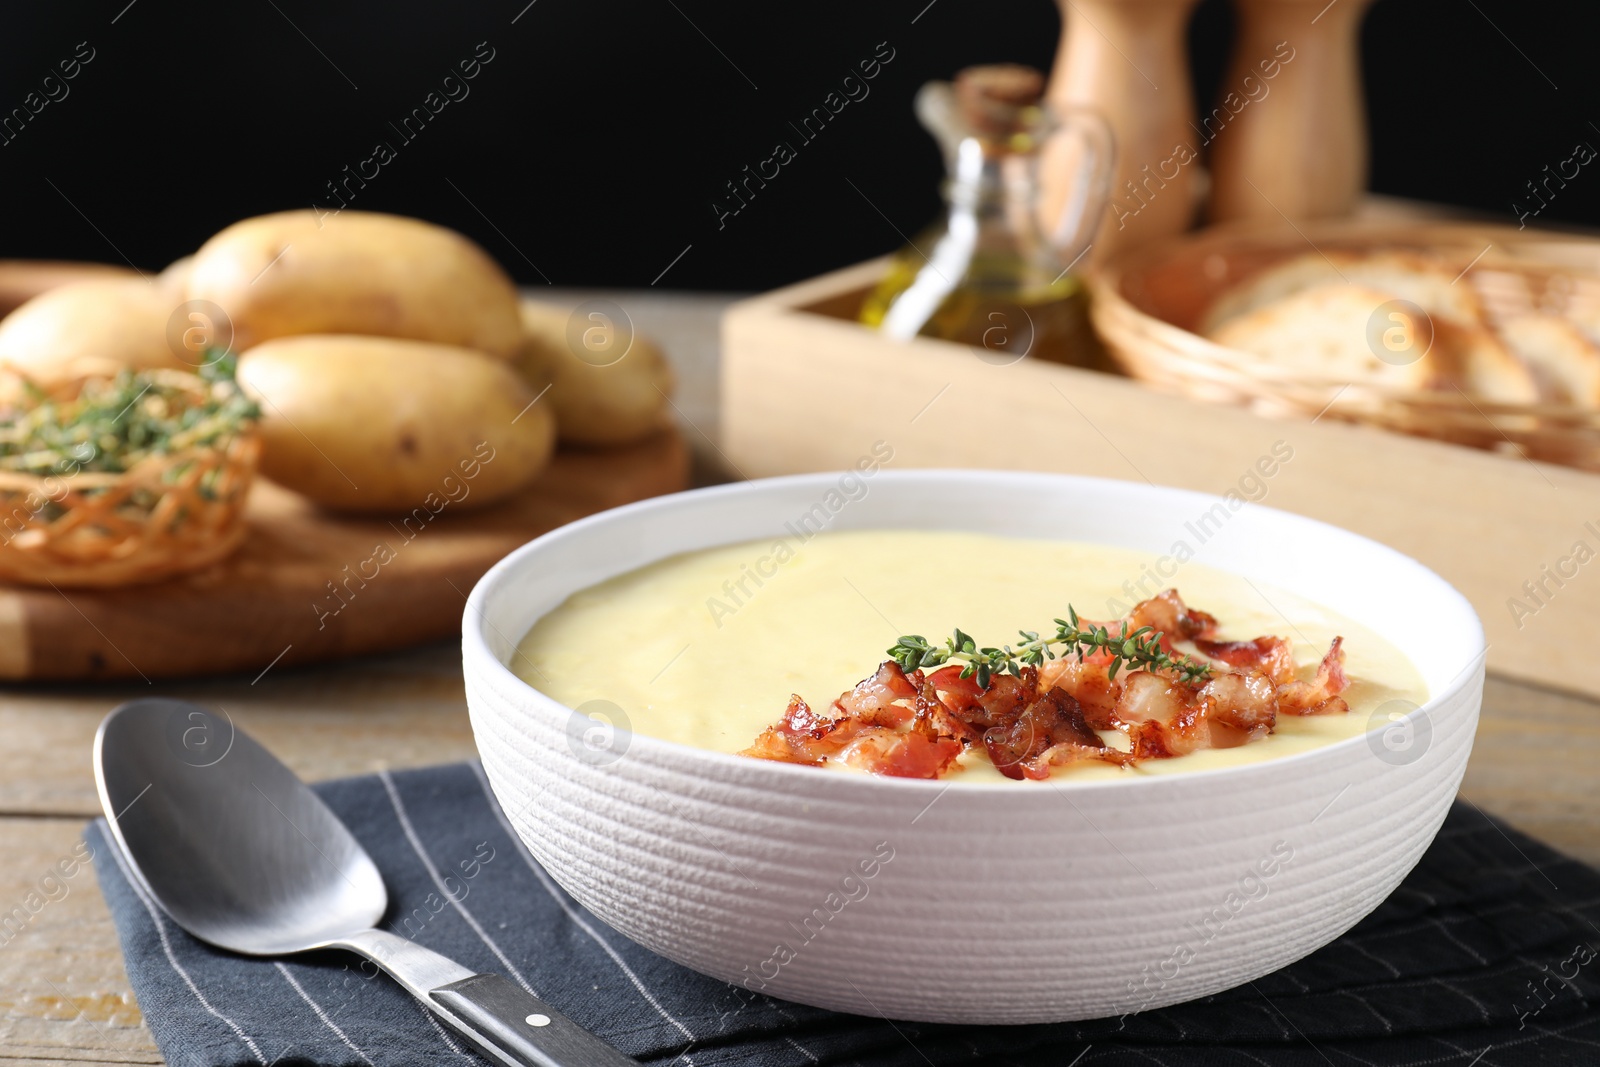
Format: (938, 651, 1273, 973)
(889, 606, 1212, 690)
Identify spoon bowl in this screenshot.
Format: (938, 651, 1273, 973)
(95, 698, 385, 955)
(95, 698, 636, 1067)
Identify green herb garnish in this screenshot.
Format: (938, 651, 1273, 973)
(0, 350, 258, 478)
(889, 606, 1212, 690)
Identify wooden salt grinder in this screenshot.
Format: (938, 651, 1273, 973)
(1207, 0, 1377, 223)
(1044, 0, 1203, 261)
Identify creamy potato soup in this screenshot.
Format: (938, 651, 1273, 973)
(515, 530, 1428, 783)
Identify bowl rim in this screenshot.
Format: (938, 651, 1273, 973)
(463, 469, 1486, 796)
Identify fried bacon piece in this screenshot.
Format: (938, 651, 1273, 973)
(1200, 671, 1280, 735)
(832, 661, 919, 727)
(1036, 652, 1121, 728)
(1275, 637, 1350, 715)
(984, 686, 1134, 780)
(742, 663, 965, 779)
(1193, 636, 1297, 686)
(837, 730, 964, 779)
(924, 665, 1034, 728)
(1126, 590, 1219, 646)
(741, 591, 1352, 781)
(741, 695, 847, 765)
(1122, 668, 1280, 758)
(1034, 591, 1222, 728)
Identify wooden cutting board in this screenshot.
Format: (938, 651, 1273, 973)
(0, 259, 142, 316)
(0, 430, 689, 681)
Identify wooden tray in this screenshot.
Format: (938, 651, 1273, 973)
(0, 430, 689, 681)
(0, 259, 141, 317)
(722, 258, 1600, 701)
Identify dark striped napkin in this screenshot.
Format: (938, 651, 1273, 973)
(89, 762, 1600, 1067)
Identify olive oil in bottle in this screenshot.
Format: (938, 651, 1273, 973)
(861, 65, 1113, 368)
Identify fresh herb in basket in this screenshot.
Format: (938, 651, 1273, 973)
(0, 352, 258, 478)
(0, 352, 262, 587)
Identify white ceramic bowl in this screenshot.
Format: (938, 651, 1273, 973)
(463, 471, 1483, 1025)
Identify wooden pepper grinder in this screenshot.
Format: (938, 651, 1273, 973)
(1207, 0, 1377, 222)
(1044, 0, 1203, 261)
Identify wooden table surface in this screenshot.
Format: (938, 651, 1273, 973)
(2, 289, 1598, 1066)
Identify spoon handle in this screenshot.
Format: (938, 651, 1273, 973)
(340, 928, 636, 1067)
(432, 974, 639, 1067)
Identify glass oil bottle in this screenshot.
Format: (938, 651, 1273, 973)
(860, 64, 1114, 368)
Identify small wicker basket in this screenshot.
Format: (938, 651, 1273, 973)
(1088, 219, 1600, 471)
(0, 370, 260, 588)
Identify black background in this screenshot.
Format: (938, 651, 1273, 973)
(1, 0, 1595, 291)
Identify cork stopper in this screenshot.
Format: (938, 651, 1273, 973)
(953, 64, 1046, 139)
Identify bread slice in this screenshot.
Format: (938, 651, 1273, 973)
(1202, 255, 1353, 333)
(1563, 298, 1600, 341)
(1203, 250, 1487, 334)
(1207, 283, 1438, 390)
(1497, 314, 1600, 406)
(1432, 322, 1540, 405)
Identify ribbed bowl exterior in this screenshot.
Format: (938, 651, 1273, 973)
(463, 471, 1484, 1024)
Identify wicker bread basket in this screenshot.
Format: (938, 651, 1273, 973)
(0, 369, 260, 588)
(1088, 220, 1600, 470)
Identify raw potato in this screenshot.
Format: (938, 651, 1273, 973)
(517, 298, 675, 445)
(0, 278, 188, 386)
(238, 335, 554, 513)
(189, 211, 523, 359)
(158, 255, 194, 301)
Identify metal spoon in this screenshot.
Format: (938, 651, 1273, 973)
(94, 697, 636, 1067)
